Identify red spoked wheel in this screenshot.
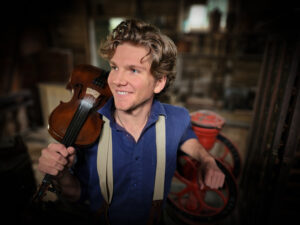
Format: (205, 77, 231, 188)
(167, 154, 238, 223)
(209, 133, 242, 178)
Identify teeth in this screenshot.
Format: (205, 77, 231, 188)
(117, 91, 128, 95)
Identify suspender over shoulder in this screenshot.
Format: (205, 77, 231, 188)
(96, 115, 166, 224)
(97, 116, 113, 205)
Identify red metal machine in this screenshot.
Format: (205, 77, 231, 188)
(167, 110, 241, 224)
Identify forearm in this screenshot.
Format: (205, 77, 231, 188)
(180, 138, 214, 163)
(53, 169, 81, 202)
(180, 138, 225, 189)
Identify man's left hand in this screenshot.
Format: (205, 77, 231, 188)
(198, 157, 225, 190)
(180, 138, 225, 190)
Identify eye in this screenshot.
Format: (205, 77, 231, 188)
(131, 68, 139, 74)
(110, 65, 118, 71)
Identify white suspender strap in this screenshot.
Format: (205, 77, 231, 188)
(153, 115, 166, 201)
(97, 116, 113, 204)
(97, 115, 166, 205)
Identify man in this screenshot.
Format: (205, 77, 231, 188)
(38, 19, 225, 225)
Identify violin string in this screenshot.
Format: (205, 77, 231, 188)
(63, 100, 93, 146)
(65, 97, 95, 146)
(63, 103, 84, 146)
(64, 105, 85, 146)
(72, 104, 88, 143)
(73, 102, 93, 143)
(63, 106, 77, 145)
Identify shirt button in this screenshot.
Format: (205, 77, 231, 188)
(133, 183, 137, 187)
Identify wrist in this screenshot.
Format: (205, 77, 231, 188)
(200, 154, 215, 165)
(53, 168, 71, 182)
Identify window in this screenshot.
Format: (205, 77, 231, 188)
(184, 4, 209, 32)
(183, 0, 228, 33)
(109, 18, 124, 33)
(207, 0, 228, 30)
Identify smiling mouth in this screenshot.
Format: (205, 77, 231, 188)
(117, 91, 129, 95)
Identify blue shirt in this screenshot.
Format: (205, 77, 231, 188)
(74, 97, 197, 225)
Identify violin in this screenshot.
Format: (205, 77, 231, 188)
(32, 64, 112, 202)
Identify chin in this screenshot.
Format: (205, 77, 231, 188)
(114, 103, 131, 111)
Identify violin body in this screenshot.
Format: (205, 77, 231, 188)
(31, 64, 111, 203)
(48, 64, 112, 147)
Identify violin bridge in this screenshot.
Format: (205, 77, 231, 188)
(86, 87, 101, 99)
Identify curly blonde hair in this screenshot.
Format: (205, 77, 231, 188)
(99, 19, 177, 95)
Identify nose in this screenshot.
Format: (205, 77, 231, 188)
(110, 70, 127, 86)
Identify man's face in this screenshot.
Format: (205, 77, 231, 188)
(108, 42, 165, 113)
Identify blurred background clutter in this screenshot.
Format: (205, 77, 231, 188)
(0, 0, 299, 225)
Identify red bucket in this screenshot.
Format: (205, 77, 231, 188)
(190, 110, 225, 150)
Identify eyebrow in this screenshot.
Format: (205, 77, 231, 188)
(127, 65, 147, 71)
(110, 60, 147, 71)
(109, 61, 116, 66)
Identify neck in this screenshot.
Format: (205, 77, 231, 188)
(115, 107, 151, 142)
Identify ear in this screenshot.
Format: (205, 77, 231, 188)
(154, 75, 167, 94)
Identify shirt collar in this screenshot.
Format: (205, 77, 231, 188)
(98, 97, 167, 122)
(149, 98, 167, 120)
(97, 97, 115, 121)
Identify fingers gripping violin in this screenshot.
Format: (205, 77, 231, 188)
(32, 64, 112, 202)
